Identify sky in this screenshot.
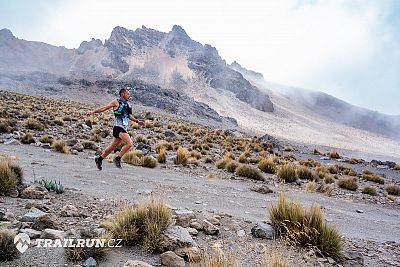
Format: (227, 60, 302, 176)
(1, 0, 399, 115)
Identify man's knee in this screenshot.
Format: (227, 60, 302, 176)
(126, 141, 133, 148)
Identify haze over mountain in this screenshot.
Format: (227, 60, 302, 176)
(1, 25, 400, 159)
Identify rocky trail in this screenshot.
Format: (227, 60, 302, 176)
(1, 143, 400, 266)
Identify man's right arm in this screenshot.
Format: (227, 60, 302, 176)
(85, 99, 117, 117)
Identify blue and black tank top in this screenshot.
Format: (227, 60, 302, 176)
(113, 98, 132, 131)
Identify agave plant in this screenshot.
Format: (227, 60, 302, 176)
(38, 179, 65, 194)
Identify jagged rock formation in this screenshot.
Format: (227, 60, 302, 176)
(0, 26, 274, 112)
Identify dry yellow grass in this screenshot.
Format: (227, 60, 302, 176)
(174, 147, 189, 165)
(269, 193, 342, 259)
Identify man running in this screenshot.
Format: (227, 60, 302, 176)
(85, 87, 144, 170)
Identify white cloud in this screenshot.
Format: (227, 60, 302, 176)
(3, 0, 400, 114)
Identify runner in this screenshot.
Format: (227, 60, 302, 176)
(84, 87, 144, 170)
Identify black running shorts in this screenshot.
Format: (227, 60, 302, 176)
(113, 126, 127, 139)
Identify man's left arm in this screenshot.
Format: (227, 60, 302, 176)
(129, 114, 144, 126)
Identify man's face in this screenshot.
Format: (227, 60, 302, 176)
(122, 90, 130, 100)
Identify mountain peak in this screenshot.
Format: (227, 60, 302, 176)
(0, 28, 15, 41)
(171, 25, 190, 39)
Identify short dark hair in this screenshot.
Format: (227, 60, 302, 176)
(119, 87, 129, 96)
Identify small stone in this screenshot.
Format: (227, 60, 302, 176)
(41, 143, 51, 149)
(20, 185, 48, 199)
(205, 216, 220, 226)
(8, 189, 19, 198)
(160, 251, 185, 267)
(250, 185, 273, 194)
(175, 246, 202, 261)
(356, 210, 364, 213)
(327, 257, 336, 264)
(83, 257, 97, 267)
(20, 228, 42, 239)
(40, 228, 65, 240)
(60, 205, 80, 217)
(163, 226, 197, 250)
(4, 138, 21, 145)
(186, 227, 198, 236)
(20, 208, 48, 222)
(203, 220, 219, 235)
(237, 229, 246, 237)
(190, 221, 203, 231)
(123, 260, 154, 267)
(174, 209, 195, 228)
(251, 222, 275, 239)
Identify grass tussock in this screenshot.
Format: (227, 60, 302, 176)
(0, 159, 18, 193)
(337, 177, 358, 191)
(362, 170, 384, 184)
(385, 184, 400, 196)
(64, 233, 110, 262)
(21, 132, 35, 144)
(261, 252, 290, 267)
(296, 166, 317, 181)
(258, 157, 276, 174)
(328, 151, 341, 159)
(190, 247, 238, 267)
(216, 158, 230, 169)
(277, 164, 297, 183)
(394, 164, 400, 171)
(106, 198, 172, 252)
(174, 147, 189, 166)
(141, 156, 158, 168)
(39, 134, 53, 144)
(26, 117, 45, 131)
(235, 164, 264, 181)
(362, 185, 378, 196)
(51, 140, 70, 154)
(226, 160, 239, 173)
(0, 229, 19, 261)
(122, 150, 143, 166)
(157, 147, 166, 163)
(269, 193, 342, 260)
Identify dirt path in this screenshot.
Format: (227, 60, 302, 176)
(2, 143, 400, 245)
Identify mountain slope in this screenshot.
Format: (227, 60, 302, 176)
(0, 26, 274, 113)
(229, 62, 400, 139)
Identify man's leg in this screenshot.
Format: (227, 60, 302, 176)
(95, 138, 121, 170)
(113, 132, 133, 168)
(101, 138, 122, 158)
